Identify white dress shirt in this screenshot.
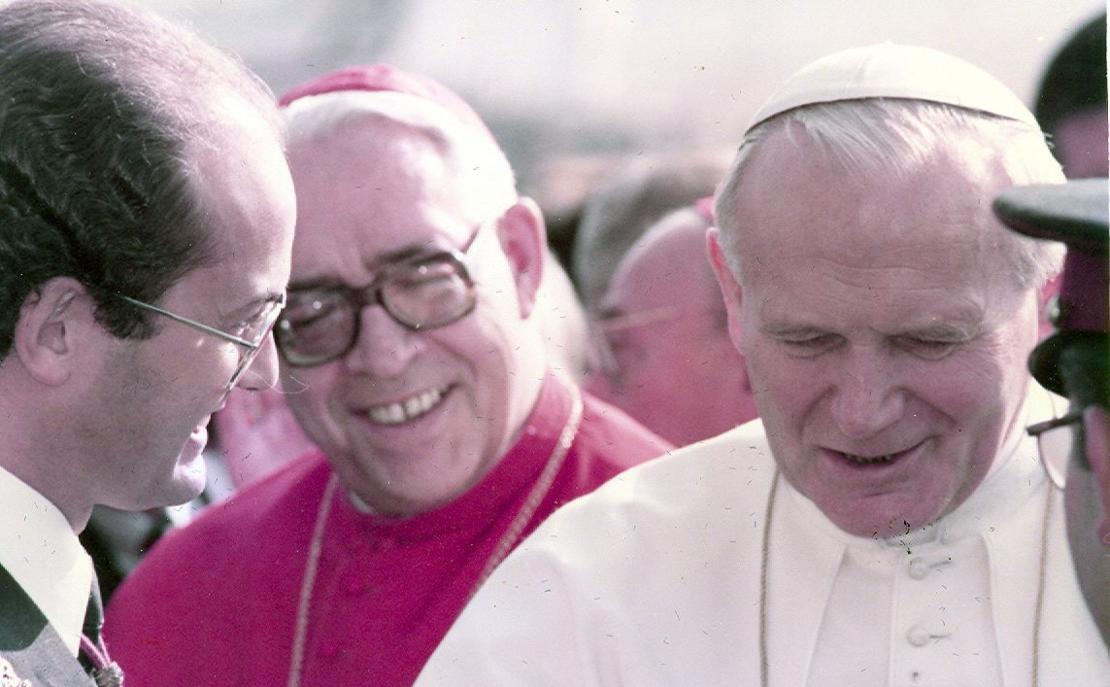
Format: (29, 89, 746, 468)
(0, 465, 93, 656)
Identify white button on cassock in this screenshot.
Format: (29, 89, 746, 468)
(907, 557, 930, 580)
(906, 625, 932, 647)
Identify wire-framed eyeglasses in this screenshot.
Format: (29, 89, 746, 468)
(1026, 410, 1084, 485)
(116, 292, 286, 392)
(275, 226, 482, 367)
(586, 305, 683, 380)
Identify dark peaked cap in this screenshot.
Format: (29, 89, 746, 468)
(992, 179, 1108, 396)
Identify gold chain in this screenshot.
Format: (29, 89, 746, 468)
(286, 474, 338, 687)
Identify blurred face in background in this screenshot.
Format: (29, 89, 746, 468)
(280, 116, 546, 517)
(587, 211, 756, 446)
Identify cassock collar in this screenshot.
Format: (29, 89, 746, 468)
(335, 370, 575, 542)
(0, 464, 92, 656)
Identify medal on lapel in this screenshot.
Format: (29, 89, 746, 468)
(90, 662, 124, 687)
(0, 657, 31, 687)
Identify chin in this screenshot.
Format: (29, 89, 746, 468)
(158, 447, 209, 506)
(824, 499, 941, 539)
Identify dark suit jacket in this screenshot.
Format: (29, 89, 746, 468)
(0, 565, 94, 686)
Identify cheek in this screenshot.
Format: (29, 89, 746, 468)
(440, 315, 517, 424)
(743, 341, 819, 419)
(281, 364, 331, 404)
(912, 347, 1020, 433)
(281, 366, 345, 437)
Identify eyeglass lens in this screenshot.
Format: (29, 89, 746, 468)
(224, 300, 285, 390)
(276, 253, 475, 367)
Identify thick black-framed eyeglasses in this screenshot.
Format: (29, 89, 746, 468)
(116, 292, 286, 393)
(275, 226, 482, 367)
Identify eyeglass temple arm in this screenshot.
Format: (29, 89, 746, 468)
(1025, 411, 1084, 437)
(115, 295, 259, 349)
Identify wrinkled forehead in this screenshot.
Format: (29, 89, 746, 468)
(291, 109, 512, 226)
(284, 126, 477, 285)
(732, 129, 1013, 281)
(292, 121, 450, 214)
(285, 90, 512, 194)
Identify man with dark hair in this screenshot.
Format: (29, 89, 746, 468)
(0, 1, 295, 684)
(994, 178, 1109, 645)
(1034, 13, 1107, 178)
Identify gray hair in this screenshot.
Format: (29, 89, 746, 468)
(572, 151, 731, 309)
(714, 99, 1065, 289)
(283, 89, 518, 221)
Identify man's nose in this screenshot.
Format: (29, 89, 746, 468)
(237, 335, 280, 392)
(830, 352, 905, 439)
(343, 305, 425, 378)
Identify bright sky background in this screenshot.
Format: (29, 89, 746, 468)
(27, 0, 1110, 184)
(136, 0, 1104, 181)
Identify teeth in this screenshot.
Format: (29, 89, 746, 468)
(368, 387, 446, 425)
(843, 453, 894, 465)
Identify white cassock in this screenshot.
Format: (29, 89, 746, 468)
(417, 387, 1109, 686)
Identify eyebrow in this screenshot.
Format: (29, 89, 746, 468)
(366, 242, 442, 270)
(287, 276, 342, 292)
(894, 321, 981, 340)
(761, 323, 827, 338)
(288, 241, 452, 293)
(227, 291, 285, 319)
(761, 320, 982, 340)
(595, 305, 682, 333)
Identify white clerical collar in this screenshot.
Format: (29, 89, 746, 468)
(782, 384, 1058, 549)
(930, 383, 1059, 545)
(0, 464, 93, 656)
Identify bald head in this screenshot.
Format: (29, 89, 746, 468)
(587, 206, 757, 446)
(607, 208, 723, 320)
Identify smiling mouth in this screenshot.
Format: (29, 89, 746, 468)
(366, 386, 450, 426)
(841, 452, 896, 465)
(835, 442, 922, 467)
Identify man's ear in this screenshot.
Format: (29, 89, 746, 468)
(1037, 273, 1062, 339)
(1082, 406, 1110, 545)
(496, 196, 547, 319)
(13, 277, 96, 386)
(706, 228, 746, 354)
